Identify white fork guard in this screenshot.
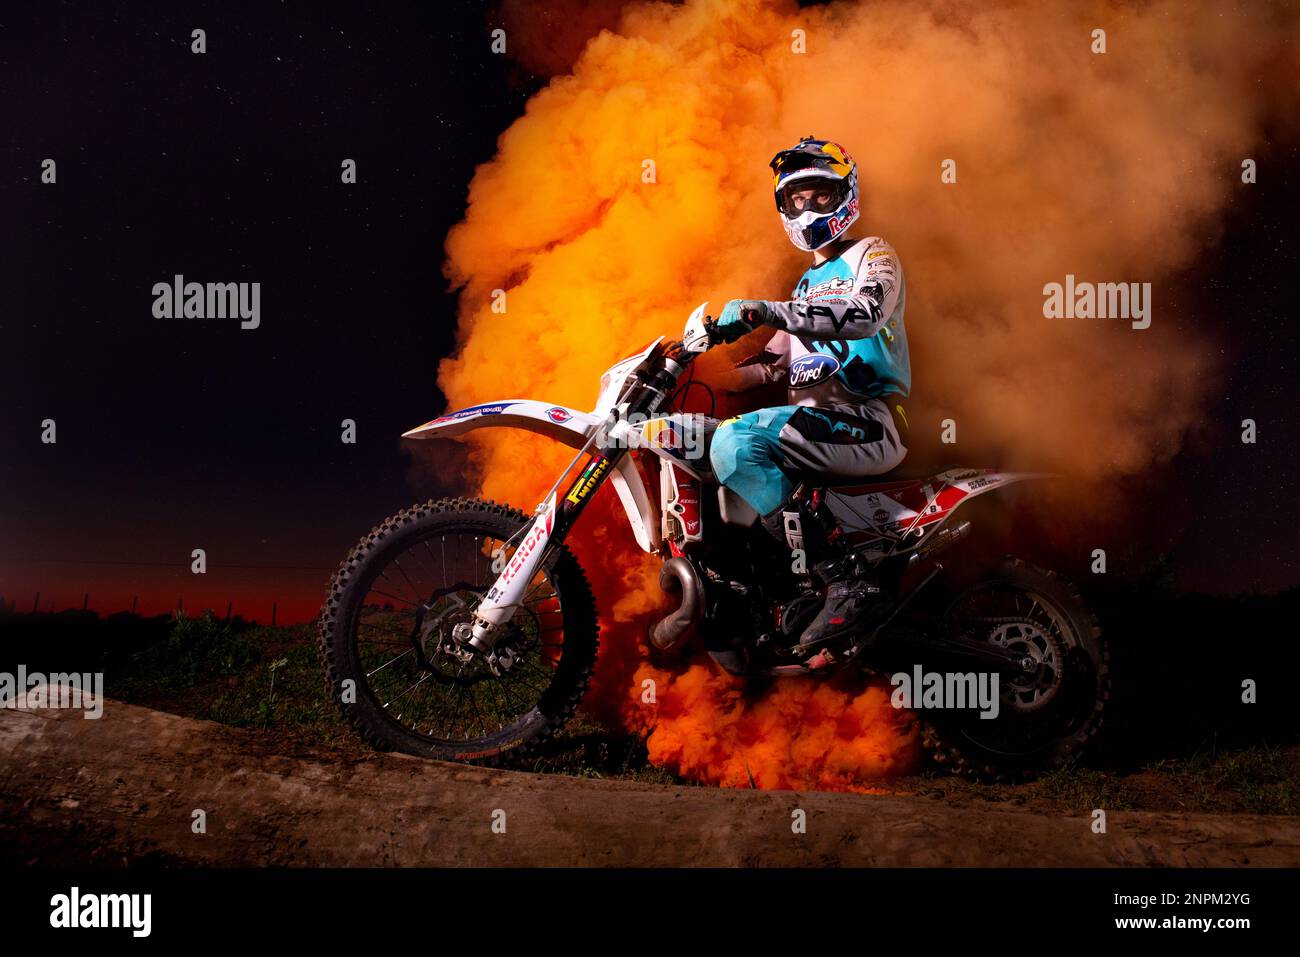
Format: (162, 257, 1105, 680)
(402, 398, 662, 552)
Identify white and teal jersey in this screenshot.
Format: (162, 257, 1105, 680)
(758, 236, 910, 404)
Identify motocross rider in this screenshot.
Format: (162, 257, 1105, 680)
(708, 137, 910, 666)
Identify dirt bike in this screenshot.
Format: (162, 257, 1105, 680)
(318, 304, 1109, 777)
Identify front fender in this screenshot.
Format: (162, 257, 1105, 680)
(403, 399, 662, 553)
(401, 400, 598, 451)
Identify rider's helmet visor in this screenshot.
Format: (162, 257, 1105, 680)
(776, 177, 848, 218)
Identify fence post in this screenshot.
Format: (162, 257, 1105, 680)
(271, 602, 277, 627)
(33, 591, 40, 613)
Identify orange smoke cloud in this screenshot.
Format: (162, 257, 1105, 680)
(437, 0, 1297, 789)
(625, 663, 919, 790)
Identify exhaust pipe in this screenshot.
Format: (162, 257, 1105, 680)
(650, 557, 704, 653)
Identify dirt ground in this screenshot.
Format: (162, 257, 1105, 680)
(1, 699, 1297, 867)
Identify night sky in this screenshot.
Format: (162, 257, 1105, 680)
(1, 1, 1296, 623)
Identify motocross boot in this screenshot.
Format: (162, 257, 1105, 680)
(761, 493, 892, 668)
(797, 556, 892, 666)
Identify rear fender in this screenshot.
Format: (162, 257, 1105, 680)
(831, 468, 1055, 556)
(935, 468, 1055, 501)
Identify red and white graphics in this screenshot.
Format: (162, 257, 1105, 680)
(826, 469, 1045, 556)
(471, 492, 558, 641)
(661, 462, 704, 548)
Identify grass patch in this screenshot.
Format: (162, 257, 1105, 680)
(1034, 765, 1140, 811)
(526, 715, 688, 786)
(205, 632, 351, 749)
(117, 611, 259, 695)
(1146, 742, 1300, 815)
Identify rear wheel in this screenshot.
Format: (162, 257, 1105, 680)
(923, 559, 1109, 778)
(317, 498, 599, 765)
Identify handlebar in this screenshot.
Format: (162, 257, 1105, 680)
(613, 314, 719, 418)
(663, 315, 718, 364)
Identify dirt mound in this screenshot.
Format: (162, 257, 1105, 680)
(1, 701, 1296, 866)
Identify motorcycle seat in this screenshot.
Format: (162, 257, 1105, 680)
(782, 462, 956, 488)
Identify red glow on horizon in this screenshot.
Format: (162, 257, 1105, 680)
(0, 566, 326, 626)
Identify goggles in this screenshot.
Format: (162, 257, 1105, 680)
(775, 176, 848, 218)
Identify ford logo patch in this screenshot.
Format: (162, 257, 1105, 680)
(789, 353, 840, 389)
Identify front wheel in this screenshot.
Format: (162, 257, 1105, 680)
(317, 498, 599, 765)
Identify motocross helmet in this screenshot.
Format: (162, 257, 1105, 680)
(770, 137, 859, 251)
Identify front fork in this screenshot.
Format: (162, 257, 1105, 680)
(464, 446, 625, 655)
